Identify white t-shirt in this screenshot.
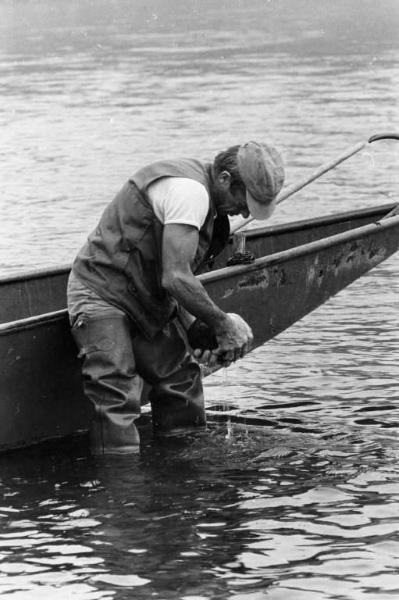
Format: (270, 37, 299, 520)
(146, 177, 209, 230)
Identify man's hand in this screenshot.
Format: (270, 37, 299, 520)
(192, 313, 253, 368)
(213, 313, 253, 367)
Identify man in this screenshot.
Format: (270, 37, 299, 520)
(68, 141, 284, 454)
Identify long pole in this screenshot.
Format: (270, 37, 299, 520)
(231, 132, 399, 235)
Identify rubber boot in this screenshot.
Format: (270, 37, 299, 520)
(150, 357, 205, 437)
(71, 313, 142, 454)
(133, 319, 206, 437)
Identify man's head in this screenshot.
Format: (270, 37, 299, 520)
(212, 142, 285, 220)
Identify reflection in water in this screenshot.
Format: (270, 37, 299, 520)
(1, 0, 399, 597)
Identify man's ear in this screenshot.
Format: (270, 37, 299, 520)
(217, 170, 232, 188)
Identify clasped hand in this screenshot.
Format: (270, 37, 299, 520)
(193, 313, 253, 368)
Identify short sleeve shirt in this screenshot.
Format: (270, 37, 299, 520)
(146, 177, 209, 230)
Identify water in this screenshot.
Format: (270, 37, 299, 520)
(1, 0, 399, 597)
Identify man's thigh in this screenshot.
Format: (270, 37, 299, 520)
(132, 318, 192, 383)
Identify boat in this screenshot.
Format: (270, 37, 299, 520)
(1, 202, 398, 452)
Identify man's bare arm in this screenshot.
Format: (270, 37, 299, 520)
(161, 223, 229, 331)
(161, 224, 253, 362)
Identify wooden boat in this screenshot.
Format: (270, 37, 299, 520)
(1, 202, 398, 452)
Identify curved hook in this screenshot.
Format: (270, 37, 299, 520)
(368, 133, 399, 143)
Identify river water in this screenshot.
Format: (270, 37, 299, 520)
(1, 0, 399, 598)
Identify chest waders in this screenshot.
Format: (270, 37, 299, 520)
(70, 160, 227, 454)
(70, 308, 205, 454)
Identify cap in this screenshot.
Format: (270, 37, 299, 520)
(237, 141, 285, 220)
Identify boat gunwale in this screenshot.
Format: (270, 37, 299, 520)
(237, 201, 396, 239)
(0, 264, 71, 285)
(2, 211, 398, 335)
(0, 309, 68, 335)
(200, 212, 399, 284)
(0, 203, 395, 285)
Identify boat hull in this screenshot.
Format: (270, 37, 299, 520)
(1, 203, 394, 324)
(0, 315, 90, 450)
(204, 216, 399, 347)
(1, 204, 398, 451)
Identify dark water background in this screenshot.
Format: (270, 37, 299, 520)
(1, 0, 399, 597)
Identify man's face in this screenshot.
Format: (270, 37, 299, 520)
(215, 172, 250, 218)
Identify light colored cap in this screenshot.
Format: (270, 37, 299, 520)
(237, 141, 285, 220)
